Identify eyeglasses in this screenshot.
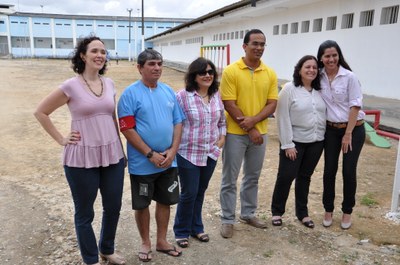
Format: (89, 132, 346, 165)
(246, 42, 266, 48)
(198, 69, 214, 76)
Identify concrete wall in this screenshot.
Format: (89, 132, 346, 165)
(149, 0, 400, 99)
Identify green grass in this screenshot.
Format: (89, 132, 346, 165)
(360, 193, 378, 207)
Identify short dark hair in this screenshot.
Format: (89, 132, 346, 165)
(137, 49, 163, 67)
(71, 35, 107, 75)
(292, 55, 321, 90)
(184, 57, 219, 96)
(243, 29, 265, 44)
(317, 40, 352, 71)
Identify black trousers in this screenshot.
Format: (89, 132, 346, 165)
(271, 141, 324, 221)
(322, 124, 365, 214)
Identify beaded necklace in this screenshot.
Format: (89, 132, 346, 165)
(82, 75, 103, 97)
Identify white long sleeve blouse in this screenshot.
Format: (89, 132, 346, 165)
(276, 82, 326, 150)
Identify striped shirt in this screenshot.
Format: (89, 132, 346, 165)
(176, 89, 226, 166)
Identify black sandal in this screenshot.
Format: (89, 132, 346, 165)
(271, 218, 283, 226)
(192, 233, 209, 242)
(176, 238, 189, 248)
(302, 220, 315, 229)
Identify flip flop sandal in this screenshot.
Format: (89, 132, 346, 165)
(176, 238, 189, 248)
(156, 246, 182, 257)
(138, 250, 152, 262)
(192, 233, 209, 242)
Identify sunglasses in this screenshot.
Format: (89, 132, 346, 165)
(198, 69, 214, 76)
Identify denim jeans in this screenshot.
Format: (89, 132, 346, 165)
(64, 158, 125, 264)
(323, 125, 365, 214)
(271, 141, 324, 220)
(173, 154, 217, 239)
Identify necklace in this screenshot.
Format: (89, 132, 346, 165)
(198, 92, 208, 98)
(82, 74, 103, 97)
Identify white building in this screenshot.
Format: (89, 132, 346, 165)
(147, 0, 400, 100)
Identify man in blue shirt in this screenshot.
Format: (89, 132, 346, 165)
(118, 49, 185, 262)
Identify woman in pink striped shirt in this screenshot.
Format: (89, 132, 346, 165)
(173, 57, 226, 248)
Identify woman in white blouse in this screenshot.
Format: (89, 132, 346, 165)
(271, 55, 326, 228)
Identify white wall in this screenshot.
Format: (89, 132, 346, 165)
(150, 0, 400, 99)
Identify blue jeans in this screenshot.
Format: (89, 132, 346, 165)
(323, 124, 365, 214)
(174, 154, 217, 239)
(64, 158, 125, 264)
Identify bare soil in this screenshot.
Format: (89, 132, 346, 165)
(0, 59, 399, 265)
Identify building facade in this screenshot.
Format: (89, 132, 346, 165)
(0, 4, 189, 59)
(147, 0, 400, 99)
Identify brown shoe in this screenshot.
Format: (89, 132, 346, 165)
(220, 224, 233, 238)
(239, 216, 267, 229)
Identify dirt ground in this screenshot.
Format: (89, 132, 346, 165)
(0, 59, 399, 265)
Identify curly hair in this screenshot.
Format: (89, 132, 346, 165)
(292, 55, 321, 90)
(71, 36, 107, 75)
(184, 57, 219, 96)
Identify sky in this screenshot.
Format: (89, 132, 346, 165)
(8, 0, 239, 18)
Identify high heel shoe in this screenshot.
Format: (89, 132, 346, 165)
(341, 213, 352, 229)
(322, 212, 333, 227)
(99, 252, 126, 265)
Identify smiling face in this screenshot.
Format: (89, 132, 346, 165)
(81, 40, 106, 72)
(321, 47, 339, 72)
(243, 33, 266, 61)
(195, 64, 214, 90)
(300, 59, 318, 84)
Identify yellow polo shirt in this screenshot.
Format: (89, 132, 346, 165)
(220, 57, 278, 135)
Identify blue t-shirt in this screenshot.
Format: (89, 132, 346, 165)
(118, 80, 185, 175)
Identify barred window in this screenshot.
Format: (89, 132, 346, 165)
(380, 5, 399, 24)
(313, 18, 322, 32)
(291, 22, 298, 34)
(326, 16, 337, 30)
(301, 20, 310, 33)
(273, 25, 279, 35)
(281, 24, 288, 35)
(341, 13, 354, 29)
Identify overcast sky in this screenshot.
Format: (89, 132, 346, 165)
(9, 0, 239, 18)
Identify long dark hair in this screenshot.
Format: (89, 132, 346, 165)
(71, 35, 107, 75)
(293, 55, 321, 90)
(184, 57, 219, 96)
(317, 40, 352, 71)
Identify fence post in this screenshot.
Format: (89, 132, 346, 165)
(391, 140, 400, 213)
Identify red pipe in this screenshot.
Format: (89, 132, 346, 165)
(363, 109, 399, 140)
(364, 109, 381, 130)
(376, 130, 400, 140)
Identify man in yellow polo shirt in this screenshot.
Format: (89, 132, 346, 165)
(219, 29, 278, 238)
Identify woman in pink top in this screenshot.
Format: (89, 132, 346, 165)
(34, 36, 126, 265)
(317, 40, 365, 230)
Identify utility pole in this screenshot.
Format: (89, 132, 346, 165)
(127, 8, 133, 61)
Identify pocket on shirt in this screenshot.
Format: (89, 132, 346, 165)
(333, 86, 348, 102)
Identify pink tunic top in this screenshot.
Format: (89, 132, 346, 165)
(60, 76, 124, 168)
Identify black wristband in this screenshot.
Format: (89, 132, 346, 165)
(146, 150, 154, 159)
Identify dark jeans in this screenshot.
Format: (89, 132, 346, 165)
(174, 154, 217, 239)
(323, 125, 365, 214)
(64, 158, 125, 264)
(271, 141, 324, 221)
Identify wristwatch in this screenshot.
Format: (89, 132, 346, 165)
(146, 150, 154, 159)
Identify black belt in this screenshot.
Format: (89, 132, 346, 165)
(326, 120, 364, 129)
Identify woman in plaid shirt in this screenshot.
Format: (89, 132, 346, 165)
(173, 57, 226, 248)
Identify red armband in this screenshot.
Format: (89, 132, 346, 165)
(119, 116, 136, 132)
